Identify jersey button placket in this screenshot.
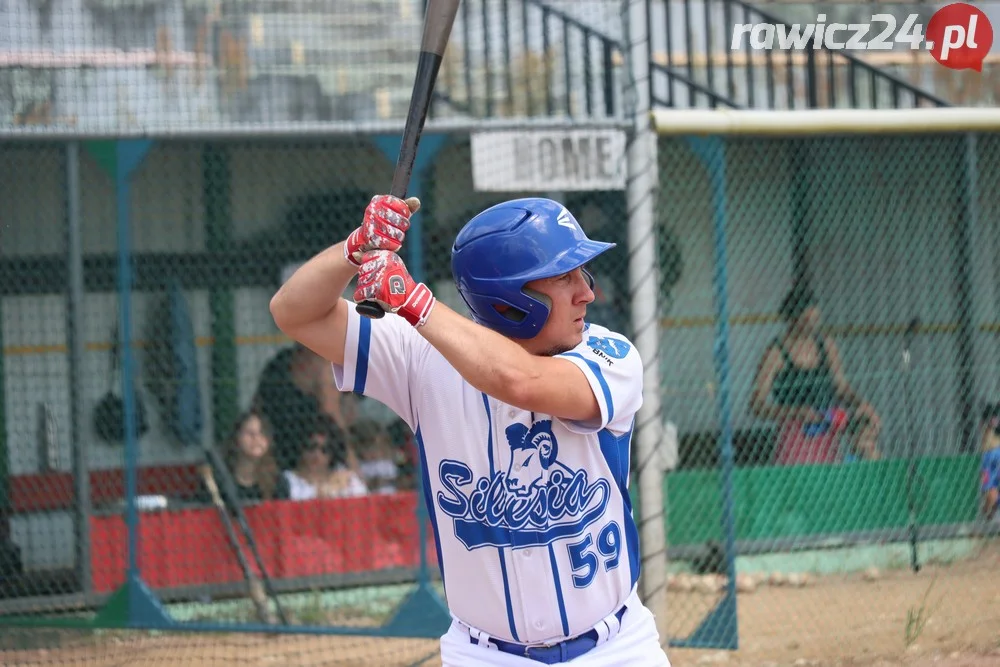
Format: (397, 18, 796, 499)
(503, 406, 558, 641)
(496, 400, 531, 637)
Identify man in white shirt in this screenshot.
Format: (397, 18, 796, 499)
(270, 194, 670, 666)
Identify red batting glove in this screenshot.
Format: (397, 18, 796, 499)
(354, 250, 436, 327)
(344, 195, 419, 267)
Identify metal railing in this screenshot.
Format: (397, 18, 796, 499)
(432, 0, 950, 116)
(431, 0, 621, 119)
(650, 0, 950, 109)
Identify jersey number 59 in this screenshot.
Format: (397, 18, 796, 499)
(567, 521, 622, 588)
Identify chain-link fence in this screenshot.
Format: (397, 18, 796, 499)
(2, 126, 999, 667)
(4, 0, 997, 663)
(0, 137, 454, 667)
(654, 126, 1000, 660)
(0, 130, 644, 667)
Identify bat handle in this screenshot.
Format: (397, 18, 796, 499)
(356, 301, 387, 319)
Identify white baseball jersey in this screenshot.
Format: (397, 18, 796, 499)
(332, 305, 643, 646)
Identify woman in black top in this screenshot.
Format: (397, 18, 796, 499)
(199, 409, 290, 504)
(750, 284, 881, 464)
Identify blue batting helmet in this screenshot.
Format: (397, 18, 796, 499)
(450, 198, 616, 339)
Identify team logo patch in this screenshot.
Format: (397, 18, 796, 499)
(388, 275, 406, 295)
(586, 335, 630, 366)
(436, 420, 610, 550)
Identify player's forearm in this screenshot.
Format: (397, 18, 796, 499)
(417, 301, 540, 404)
(270, 242, 357, 330)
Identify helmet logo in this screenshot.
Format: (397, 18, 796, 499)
(556, 208, 577, 231)
(389, 276, 406, 295)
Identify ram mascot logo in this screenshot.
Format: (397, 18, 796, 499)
(437, 420, 610, 550)
(506, 421, 570, 495)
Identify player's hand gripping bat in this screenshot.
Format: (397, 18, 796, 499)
(355, 0, 461, 319)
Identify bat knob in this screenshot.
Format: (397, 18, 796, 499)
(356, 301, 387, 319)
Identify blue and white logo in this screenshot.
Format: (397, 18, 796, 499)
(506, 420, 569, 495)
(437, 420, 610, 550)
(586, 335, 631, 365)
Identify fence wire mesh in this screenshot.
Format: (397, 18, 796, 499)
(9, 0, 999, 665)
(1, 130, 999, 667)
(0, 139, 447, 667)
(656, 131, 1000, 660)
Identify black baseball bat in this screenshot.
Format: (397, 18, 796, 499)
(203, 447, 289, 625)
(198, 461, 275, 625)
(355, 0, 462, 319)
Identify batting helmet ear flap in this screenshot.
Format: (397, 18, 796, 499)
(492, 304, 527, 323)
(489, 285, 553, 327)
(459, 289, 552, 338)
(521, 287, 551, 315)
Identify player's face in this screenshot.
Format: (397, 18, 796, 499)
(237, 415, 270, 460)
(523, 267, 596, 356)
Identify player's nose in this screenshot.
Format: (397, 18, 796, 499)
(576, 271, 596, 304)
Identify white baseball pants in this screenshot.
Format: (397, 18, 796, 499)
(439, 590, 671, 667)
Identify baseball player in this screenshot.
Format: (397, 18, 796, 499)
(270, 194, 671, 666)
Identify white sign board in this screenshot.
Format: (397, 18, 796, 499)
(471, 129, 627, 192)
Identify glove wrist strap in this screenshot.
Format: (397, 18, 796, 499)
(344, 228, 363, 267)
(399, 283, 436, 328)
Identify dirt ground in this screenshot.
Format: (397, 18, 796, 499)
(2, 542, 998, 667)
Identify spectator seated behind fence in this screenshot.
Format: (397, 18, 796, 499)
(283, 415, 368, 501)
(197, 409, 290, 504)
(252, 342, 355, 471)
(979, 404, 1000, 522)
(750, 283, 882, 465)
(351, 418, 405, 494)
